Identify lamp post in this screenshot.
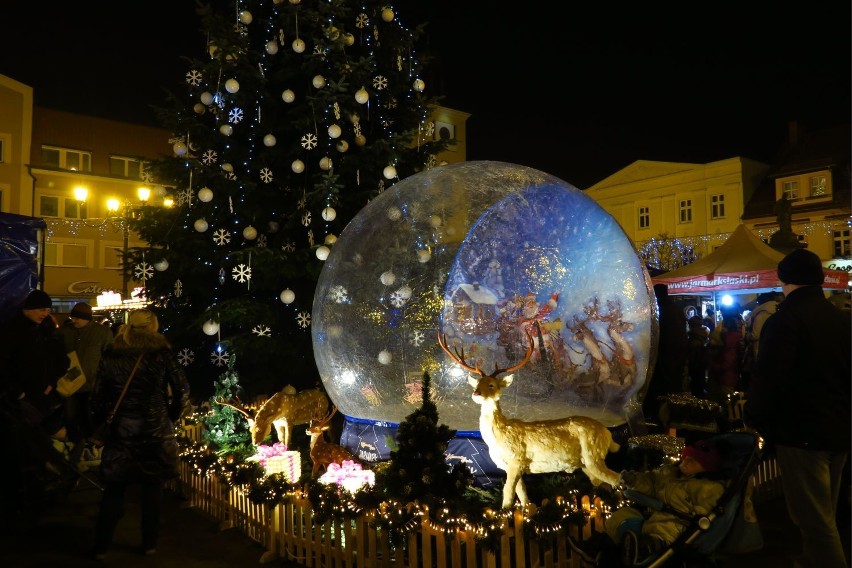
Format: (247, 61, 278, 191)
(106, 187, 151, 299)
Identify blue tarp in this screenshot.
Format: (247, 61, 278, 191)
(0, 212, 45, 322)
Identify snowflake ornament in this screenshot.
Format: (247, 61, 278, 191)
(329, 285, 349, 303)
(260, 168, 273, 183)
(372, 75, 388, 90)
(174, 279, 183, 297)
(397, 55, 403, 72)
(410, 330, 425, 347)
(177, 188, 193, 206)
(210, 349, 230, 367)
(252, 325, 272, 337)
(300, 133, 317, 150)
(218, 268, 226, 284)
(185, 69, 203, 86)
(255, 234, 268, 248)
(232, 263, 252, 284)
(228, 108, 244, 123)
(355, 13, 369, 28)
(426, 121, 436, 137)
(389, 291, 406, 308)
(213, 229, 231, 246)
(177, 348, 195, 366)
(333, 102, 341, 120)
(141, 168, 153, 183)
(134, 262, 154, 281)
(202, 149, 218, 165)
(297, 195, 307, 210)
(281, 241, 295, 253)
(301, 211, 312, 227)
(296, 311, 311, 329)
(426, 154, 437, 169)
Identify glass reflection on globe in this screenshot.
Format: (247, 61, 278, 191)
(312, 161, 656, 432)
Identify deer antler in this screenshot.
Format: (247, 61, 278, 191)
(213, 396, 252, 419)
(438, 331, 534, 377)
(310, 406, 338, 427)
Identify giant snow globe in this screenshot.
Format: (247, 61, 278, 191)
(312, 161, 656, 439)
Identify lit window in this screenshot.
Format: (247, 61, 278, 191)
(109, 156, 144, 179)
(710, 194, 725, 219)
(679, 199, 692, 223)
(782, 180, 798, 200)
(44, 242, 89, 268)
(638, 206, 650, 229)
(41, 146, 92, 172)
(809, 175, 826, 197)
(834, 229, 851, 257)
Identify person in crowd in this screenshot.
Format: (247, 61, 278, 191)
(685, 315, 710, 397)
(0, 290, 71, 512)
(702, 306, 716, 332)
(745, 248, 851, 568)
(642, 284, 688, 420)
(683, 305, 698, 324)
(90, 309, 190, 559)
(739, 292, 779, 391)
(705, 307, 745, 398)
(57, 302, 114, 463)
(571, 439, 727, 566)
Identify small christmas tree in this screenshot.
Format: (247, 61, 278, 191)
(376, 371, 472, 507)
(202, 354, 253, 455)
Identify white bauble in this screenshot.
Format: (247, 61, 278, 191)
(222, 163, 234, 172)
(336, 140, 349, 153)
(413, 78, 425, 92)
(343, 33, 354, 46)
(380, 271, 396, 286)
(239, 10, 252, 24)
(265, 40, 279, 55)
(377, 350, 392, 365)
(383, 165, 397, 179)
(263, 133, 277, 147)
(200, 91, 214, 105)
(219, 124, 233, 136)
(324, 234, 337, 245)
(416, 249, 431, 263)
(355, 134, 366, 146)
(291, 159, 305, 173)
(316, 245, 330, 260)
(321, 207, 337, 221)
(198, 187, 214, 202)
(327, 124, 342, 138)
(194, 218, 209, 233)
(381, 8, 394, 22)
(154, 258, 169, 272)
(386, 206, 402, 221)
(173, 141, 187, 156)
(225, 78, 240, 93)
(312, 75, 326, 88)
(397, 285, 412, 300)
(354, 87, 369, 104)
(281, 89, 295, 103)
(193, 103, 206, 114)
(280, 288, 296, 304)
(243, 225, 257, 240)
(202, 320, 219, 335)
(319, 156, 333, 171)
(292, 38, 306, 53)
(430, 215, 442, 228)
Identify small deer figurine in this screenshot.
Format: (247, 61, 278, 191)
(216, 385, 329, 446)
(306, 406, 361, 476)
(439, 332, 621, 509)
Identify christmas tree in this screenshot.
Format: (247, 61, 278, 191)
(130, 0, 447, 399)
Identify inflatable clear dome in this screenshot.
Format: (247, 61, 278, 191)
(312, 161, 656, 432)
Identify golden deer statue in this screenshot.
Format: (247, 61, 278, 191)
(438, 332, 621, 509)
(216, 385, 329, 446)
(306, 406, 361, 476)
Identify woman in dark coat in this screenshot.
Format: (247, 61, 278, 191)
(89, 309, 189, 559)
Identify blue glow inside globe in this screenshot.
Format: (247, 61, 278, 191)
(312, 161, 657, 432)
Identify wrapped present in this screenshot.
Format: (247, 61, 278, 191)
(262, 451, 301, 482)
(658, 393, 722, 432)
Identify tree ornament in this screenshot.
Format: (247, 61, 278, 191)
(221, 163, 234, 172)
(265, 40, 279, 55)
(321, 207, 336, 221)
(355, 134, 367, 146)
(292, 38, 306, 53)
(198, 187, 214, 202)
(324, 234, 337, 245)
(416, 249, 431, 263)
(316, 245, 330, 260)
(386, 206, 402, 221)
(291, 159, 305, 174)
(281, 89, 295, 103)
(225, 78, 240, 93)
(378, 350, 392, 365)
(239, 10, 252, 24)
(154, 258, 169, 272)
(354, 87, 369, 104)
(219, 124, 233, 136)
(383, 165, 397, 179)
(327, 124, 342, 138)
(243, 225, 257, 240)
(200, 91, 214, 105)
(430, 215, 442, 228)
(343, 33, 355, 46)
(289, 0, 301, 4)
(312, 75, 326, 88)
(413, 78, 425, 92)
(194, 218, 209, 232)
(381, 7, 394, 22)
(319, 156, 333, 171)
(335, 140, 349, 153)
(202, 320, 220, 335)
(263, 133, 277, 147)
(173, 141, 188, 156)
(380, 271, 396, 286)
(280, 288, 296, 304)
(193, 103, 206, 114)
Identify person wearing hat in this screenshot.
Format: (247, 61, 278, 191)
(745, 248, 851, 568)
(57, 302, 114, 458)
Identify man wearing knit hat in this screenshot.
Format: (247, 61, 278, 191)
(745, 248, 851, 568)
(57, 302, 114, 454)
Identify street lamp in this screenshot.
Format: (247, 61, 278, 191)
(106, 187, 151, 298)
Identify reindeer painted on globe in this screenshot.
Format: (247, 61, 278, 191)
(438, 331, 621, 509)
(306, 406, 361, 476)
(215, 385, 329, 446)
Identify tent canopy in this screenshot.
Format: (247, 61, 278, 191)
(652, 224, 848, 295)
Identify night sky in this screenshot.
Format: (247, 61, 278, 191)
(2, 1, 849, 188)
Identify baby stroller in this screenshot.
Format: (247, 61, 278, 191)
(573, 431, 763, 567)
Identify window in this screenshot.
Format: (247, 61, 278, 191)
(781, 180, 799, 201)
(0, 137, 5, 163)
(39, 195, 88, 219)
(679, 199, 692, 223)
(809, 175, 826, 197)
(44, 241, 90, 268)
(40, 145, 92, 172)
(109, 155, 144, 179)
(638, 206, 650, 229)
(834, 229, 851, 257)
(710, 194, 725, 219)
(103, 245, 123, 270)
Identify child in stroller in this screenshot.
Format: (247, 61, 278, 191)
(571, 432, 762, 567)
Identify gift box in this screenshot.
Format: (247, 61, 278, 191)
(261, 451, 301, 482)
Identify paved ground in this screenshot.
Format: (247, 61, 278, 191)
(0, 471, 848, 567)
